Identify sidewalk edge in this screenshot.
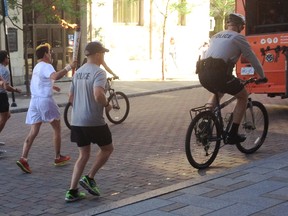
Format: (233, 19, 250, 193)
(10, 85, 201, 114)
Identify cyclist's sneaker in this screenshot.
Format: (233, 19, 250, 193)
(0, 141, 5, 146)
(79, 175, 101, 196)
(54, 155, 71, 166)
(65, 189, 86, 202)
(226, 133, 246, 145)
(16, 158, 32, 174)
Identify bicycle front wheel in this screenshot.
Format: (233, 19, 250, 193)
(63, 102, 72, 130)
(237, 101, 269, 154)
(185, 111, 221, 169)
(106, 91, 130, 124)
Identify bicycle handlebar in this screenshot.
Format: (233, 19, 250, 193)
(107, 76, 119, 81)
(243, 77, 268, 85)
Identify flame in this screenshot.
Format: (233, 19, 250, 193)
(52, 5, 78, 29)
(60, 19, 78, 29)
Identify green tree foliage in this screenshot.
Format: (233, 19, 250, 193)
(210, 0, 234, 35)
(1, 0, 89, 94)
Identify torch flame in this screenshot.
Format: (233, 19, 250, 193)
(52, 5, 78, 29)
(60, 19, 78, 29)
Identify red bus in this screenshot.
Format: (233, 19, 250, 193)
(236, 0, 288, 98)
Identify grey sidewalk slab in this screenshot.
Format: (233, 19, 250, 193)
(89, 151, 288, 216)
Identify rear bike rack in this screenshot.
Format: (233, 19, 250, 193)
(189, 103, 212, 120)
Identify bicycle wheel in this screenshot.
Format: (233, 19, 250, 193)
(237, 101, 269, 154)
(185, 111, 221, 169)
(106, 91, 130, 124)
(63, 102, 72, 130)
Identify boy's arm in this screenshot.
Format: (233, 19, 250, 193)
(101, 60, 119, 79)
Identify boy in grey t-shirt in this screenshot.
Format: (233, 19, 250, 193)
(65, 41, 114, 202)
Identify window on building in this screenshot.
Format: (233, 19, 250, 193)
(246, 0, 288, 35)
(23, 0, 79, 73)
(113, 0, 144, 25)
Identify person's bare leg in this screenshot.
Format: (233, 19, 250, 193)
(227, 88, 248, 143)
(87, 144, 114, 178)
(232, 88, 248, 124)
(207, 92, 224, 109)
(50, 119, 61, 158)
(21, 122, 42, 159)
(0, 112, 10, 133)
(70, 145, 91, 189)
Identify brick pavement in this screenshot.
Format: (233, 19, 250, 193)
(0, 82, 288, 215)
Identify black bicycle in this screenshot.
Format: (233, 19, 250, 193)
(64, 77, 130, 129)
(185, 77, 269, 169)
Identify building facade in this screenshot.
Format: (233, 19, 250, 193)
(0, 0, 210, 84)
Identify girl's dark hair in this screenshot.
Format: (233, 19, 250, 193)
(0, 50, 8, 63)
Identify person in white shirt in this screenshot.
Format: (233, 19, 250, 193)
(16, 43, 76, 174)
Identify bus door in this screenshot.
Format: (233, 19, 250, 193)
(236, 0, 288, 98)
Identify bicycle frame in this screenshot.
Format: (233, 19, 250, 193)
(213, 93, 256, 144)
(106, 78, 120, 110)
(213, 94, 236, 136)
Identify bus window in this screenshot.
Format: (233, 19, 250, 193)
(246, 0, 288, 35)
(236, 0, 288, 98)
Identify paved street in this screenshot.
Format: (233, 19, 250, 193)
(0, 80, 288, 215)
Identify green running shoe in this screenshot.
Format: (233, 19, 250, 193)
(65, 189, 86, 202)
(79, 175, 101, 196)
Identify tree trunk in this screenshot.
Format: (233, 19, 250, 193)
(23, 11, 31, 95)
(161, 16, 167, 81)
(161, 0, 171, 81)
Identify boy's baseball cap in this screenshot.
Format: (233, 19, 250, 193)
(84, 41, 109, 56)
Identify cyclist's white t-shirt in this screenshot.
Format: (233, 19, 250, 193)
(70, 63, 107, 127)
(26, 61, 60, 124)
(203, 30, 264, 78)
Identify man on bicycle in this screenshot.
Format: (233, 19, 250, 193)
(197, 13, 267, 144)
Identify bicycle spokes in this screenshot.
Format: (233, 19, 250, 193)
(106, 91, 130, 124)
(237, 101, 268, 154)
(185, 111, 220, 169)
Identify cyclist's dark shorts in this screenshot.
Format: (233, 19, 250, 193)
(197, 58, 244, 95)
(0, 93, 9, 113)
(71, 124, 112, 147)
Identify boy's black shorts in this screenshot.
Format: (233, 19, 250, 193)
(71, 124, 112, 147)
(0, 93, 9, 113)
